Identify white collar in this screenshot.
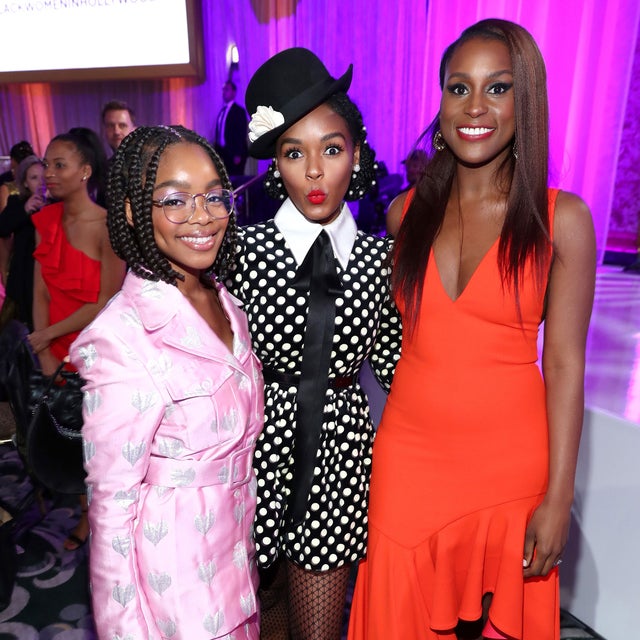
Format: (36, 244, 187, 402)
(273, 198, 357, 269)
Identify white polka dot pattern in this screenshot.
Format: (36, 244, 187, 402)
(228, 221, 401, 571)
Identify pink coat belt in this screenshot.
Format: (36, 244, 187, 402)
(144, 444, 254, 489)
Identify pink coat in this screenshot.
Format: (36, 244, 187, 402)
(69, 273, 263, 640)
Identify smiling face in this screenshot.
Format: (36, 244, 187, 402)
(439, 37, 515, 167)
(148, 142, 229, 285)
(43, 140, 90, 201)
(276, 102, 359, 225)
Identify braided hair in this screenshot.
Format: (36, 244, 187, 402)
(107, 125, 237, 286)
(264, 92, 378, 202)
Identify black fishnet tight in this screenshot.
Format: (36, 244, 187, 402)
(258, 559, 351, 640)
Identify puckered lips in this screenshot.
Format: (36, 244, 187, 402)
(306, 190, 327, 205)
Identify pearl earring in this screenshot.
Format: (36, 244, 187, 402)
(273, 168, 281, 178)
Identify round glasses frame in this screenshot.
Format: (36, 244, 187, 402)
(151, 189, 234, 224)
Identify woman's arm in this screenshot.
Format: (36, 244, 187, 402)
(523, 190, 596, 577)
(30, 233, 61, 374)
(369, 238, 402, 391)
(70, 325, 164, 639)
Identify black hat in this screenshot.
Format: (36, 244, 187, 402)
(245, 47, 353, 159)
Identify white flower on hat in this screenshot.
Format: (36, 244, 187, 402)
(248, 105, 285, 143)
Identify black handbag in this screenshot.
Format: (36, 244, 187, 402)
(25, 361, 87, 495)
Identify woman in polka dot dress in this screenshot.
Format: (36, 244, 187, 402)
(228, 48, 401, 639)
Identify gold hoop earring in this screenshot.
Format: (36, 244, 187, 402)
(433, 130, 446, 152)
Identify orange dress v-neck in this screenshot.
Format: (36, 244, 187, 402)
(348, 189, 559, 640)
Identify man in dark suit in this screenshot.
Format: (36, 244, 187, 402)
(213, 81, 249, 176)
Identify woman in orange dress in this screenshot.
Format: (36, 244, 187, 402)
(28, 129, 125, 550)
(348, 19, 596, 640)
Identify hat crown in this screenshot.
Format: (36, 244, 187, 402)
(245, 47, 353, 159)
(246, 48, 339, 114)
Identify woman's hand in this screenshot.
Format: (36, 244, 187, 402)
(522, 495, 571, 577)
(37, 349, 62, 377)
(24, 194, 45, 214)
(27, 328, 53, 354)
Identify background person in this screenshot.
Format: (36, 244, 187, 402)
(101, 99, 137, 156)
(0, 155, 46, 329)
(28, 128, 126, 551)
(213, 80, 249, 176)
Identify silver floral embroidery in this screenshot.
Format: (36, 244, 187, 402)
(157, 619, 177, 637)
(121, 441, 146, 466)
(131, 389, 157, 414)
(220, 409, 238, 433)
(181, 325, 202, 349)
(112, 583, 135, 608)
(143, 520, 169, 545)
(83, 440, 96, 463)
(194, 510, 216, 535)
(140, 280, 163, 299)
(197, 560, 217, 585)
(78, 343, 97, 370)
(240, 592, 255, 616)
(169, 467, 196, 487)
(158, 437, 183, 459)
(112, 535, 131, 558)
(203, 611, 224, 635)
(233, 542, 247, 568)
(119, 308, 142, 328)
(148, 571, 172, 595)
(234, 501, 246, 524)
(83, 390, 102, 416)
(114, 489, 137, 510)
(148, 352, 172, 377)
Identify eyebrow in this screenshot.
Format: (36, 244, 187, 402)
(447, 69, 513, 81)
(153, 177, 223, 190)
(279, 131, 348, 146)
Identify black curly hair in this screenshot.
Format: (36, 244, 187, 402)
(264, 92, 378, 202)
(107, 125, 237, 286)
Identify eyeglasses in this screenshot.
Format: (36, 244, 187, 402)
(151, 189, 234, 224)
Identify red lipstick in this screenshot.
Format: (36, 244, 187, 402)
(307, 190, 326, 205)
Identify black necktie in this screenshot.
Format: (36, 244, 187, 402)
(289, 230, 342, 525)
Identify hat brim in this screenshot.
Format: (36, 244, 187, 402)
(248, 64, 353, 159)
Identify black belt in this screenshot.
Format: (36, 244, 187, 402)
(262, 368, 358, 390)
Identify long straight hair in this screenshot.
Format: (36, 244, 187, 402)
(393, 19, 552, 335)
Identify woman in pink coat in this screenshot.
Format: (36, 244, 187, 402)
(69, 125, 263, 640)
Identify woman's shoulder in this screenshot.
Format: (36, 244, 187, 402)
(386, 189, 413, 237)
(553, 190, 592, 231)
(551, 189, 595, 253)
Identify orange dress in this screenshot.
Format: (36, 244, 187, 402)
(32, 202, 101, 363)
(348, 190, 559, 640)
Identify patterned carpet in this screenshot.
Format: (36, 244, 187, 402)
(0, 413, 605, 640)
